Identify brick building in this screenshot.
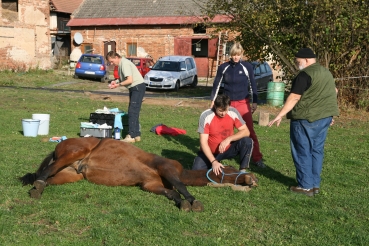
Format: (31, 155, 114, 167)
(67, 0, 231, 77)
(0, 0, 51, 70)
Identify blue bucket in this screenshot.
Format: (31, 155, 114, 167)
(22, 119, 40, 137)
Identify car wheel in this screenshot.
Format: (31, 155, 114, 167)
(100, 76, 107, 83)
(191, 76, 198, 88)
(174, 81, 180, 91)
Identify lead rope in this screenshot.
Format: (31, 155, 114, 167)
(206, 168, 249, 186)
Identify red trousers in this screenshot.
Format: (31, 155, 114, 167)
(230, 99, 263, 162)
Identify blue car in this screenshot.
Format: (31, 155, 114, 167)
(74, 54, 108, 82)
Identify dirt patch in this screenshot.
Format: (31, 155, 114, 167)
(88, 92, 283, 117)
(88, 92, 369, 124)
(88, 93, 212, 109)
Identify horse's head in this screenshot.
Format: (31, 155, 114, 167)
(221, 166, 258, 187)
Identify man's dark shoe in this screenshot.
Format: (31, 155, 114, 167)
(290, 186, 314, 197)
(313, 188, 320, 195)
(253, 159, 267, 168)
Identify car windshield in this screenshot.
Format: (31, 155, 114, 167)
(152, 61, 180, 71)
(81, 56, 102, 64)
(127, 58, 141, 66)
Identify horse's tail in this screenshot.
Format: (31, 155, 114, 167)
(19, 151, 55, 186)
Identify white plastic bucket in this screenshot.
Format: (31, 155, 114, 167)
(32, 114, 50, 135)
(22, 119, 40, 137)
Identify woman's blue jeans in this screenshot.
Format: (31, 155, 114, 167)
(290, 117, 332, 189)
(128, 83, 146, 138)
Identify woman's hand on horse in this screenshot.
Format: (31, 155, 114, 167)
(212, 161, 224, 176)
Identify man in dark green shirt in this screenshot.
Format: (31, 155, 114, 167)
(268, 48, 339, 196)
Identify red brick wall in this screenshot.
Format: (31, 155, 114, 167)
(71, 25, 224, 77)
(71, 25, 194, 61)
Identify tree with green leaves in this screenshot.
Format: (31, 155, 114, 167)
(198, 0, 369, 83)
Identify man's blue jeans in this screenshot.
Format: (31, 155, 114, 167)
(290, 117, 332, 189)
(192, 137, 253, 170)
(128, 83, 146, 138)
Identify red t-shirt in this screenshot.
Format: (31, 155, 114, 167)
(198, 107, 245, 154)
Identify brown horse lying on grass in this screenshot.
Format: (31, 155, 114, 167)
(19, 137, 258, 212)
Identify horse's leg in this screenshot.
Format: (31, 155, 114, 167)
(46, 167, 84, 185)
(35, 138, 100, 182)
(141, 181, 192, 212)
(33, 139, 100, 190)
(29, 167, 84, 199)
(156, 160, 204, 212)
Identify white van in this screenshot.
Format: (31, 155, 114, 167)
(144, 56, 198, 91)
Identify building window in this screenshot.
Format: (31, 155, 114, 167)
(2, 0, 18, 21)
(127, 43, 137, 56)
(81, 44, 93, 54)
(193, 24, 206, 34)
(2, 0, 18, 12)
(192, 39, 208, 57)
(58, 18, 70, 32)
(225, 41, 235, 59)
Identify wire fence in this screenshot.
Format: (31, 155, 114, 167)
(257, 75, 369, 110)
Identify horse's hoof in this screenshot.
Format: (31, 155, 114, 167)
(33, 180, 46, 193)
(29, 188, 42, 199)
(180, 200, 191, 212)
(191, 200, 204, 212)
(231, 185, 251, 192)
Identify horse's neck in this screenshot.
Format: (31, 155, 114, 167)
(180, 170, 209, 186)
(180, 169, 247, 186)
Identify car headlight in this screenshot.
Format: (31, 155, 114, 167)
(144, 75, 149, 82)
(163, 76, 175, 82)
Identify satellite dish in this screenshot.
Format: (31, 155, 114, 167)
(74, 32, 83, 45)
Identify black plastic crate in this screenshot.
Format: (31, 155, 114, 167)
(89, 113, 129, 129)
(89, 113, 115, 127)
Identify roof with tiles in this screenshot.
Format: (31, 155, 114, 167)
(49, 0, 84, 14)
(72, 0, 203, 18)
(67, 0, 229, 26)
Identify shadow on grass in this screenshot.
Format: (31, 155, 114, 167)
(159, 134, 199, 170)
(250, 165, 296, 187)
(159, 133, 296, 187)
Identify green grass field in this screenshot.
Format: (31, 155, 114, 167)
(0, 71, 368, 245)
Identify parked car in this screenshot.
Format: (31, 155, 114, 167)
(220, 61, 273, 92)
(144, 55, 198, 91)
(74, 54, 108, 82)
(113, 57, 154, 79)
(252, 61, 273, 91)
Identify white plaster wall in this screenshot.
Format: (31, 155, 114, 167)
(20, 5, 48, 26)
(50, 13, 57, 30)
(1, 27, 35, 61)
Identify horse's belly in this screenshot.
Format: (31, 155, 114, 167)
(83, 167, 152, 187)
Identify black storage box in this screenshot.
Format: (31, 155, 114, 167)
(89, 113, 115, 127)
(89, 113, 129, 128)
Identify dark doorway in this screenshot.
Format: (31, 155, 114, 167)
(192, 39, 208, 57)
